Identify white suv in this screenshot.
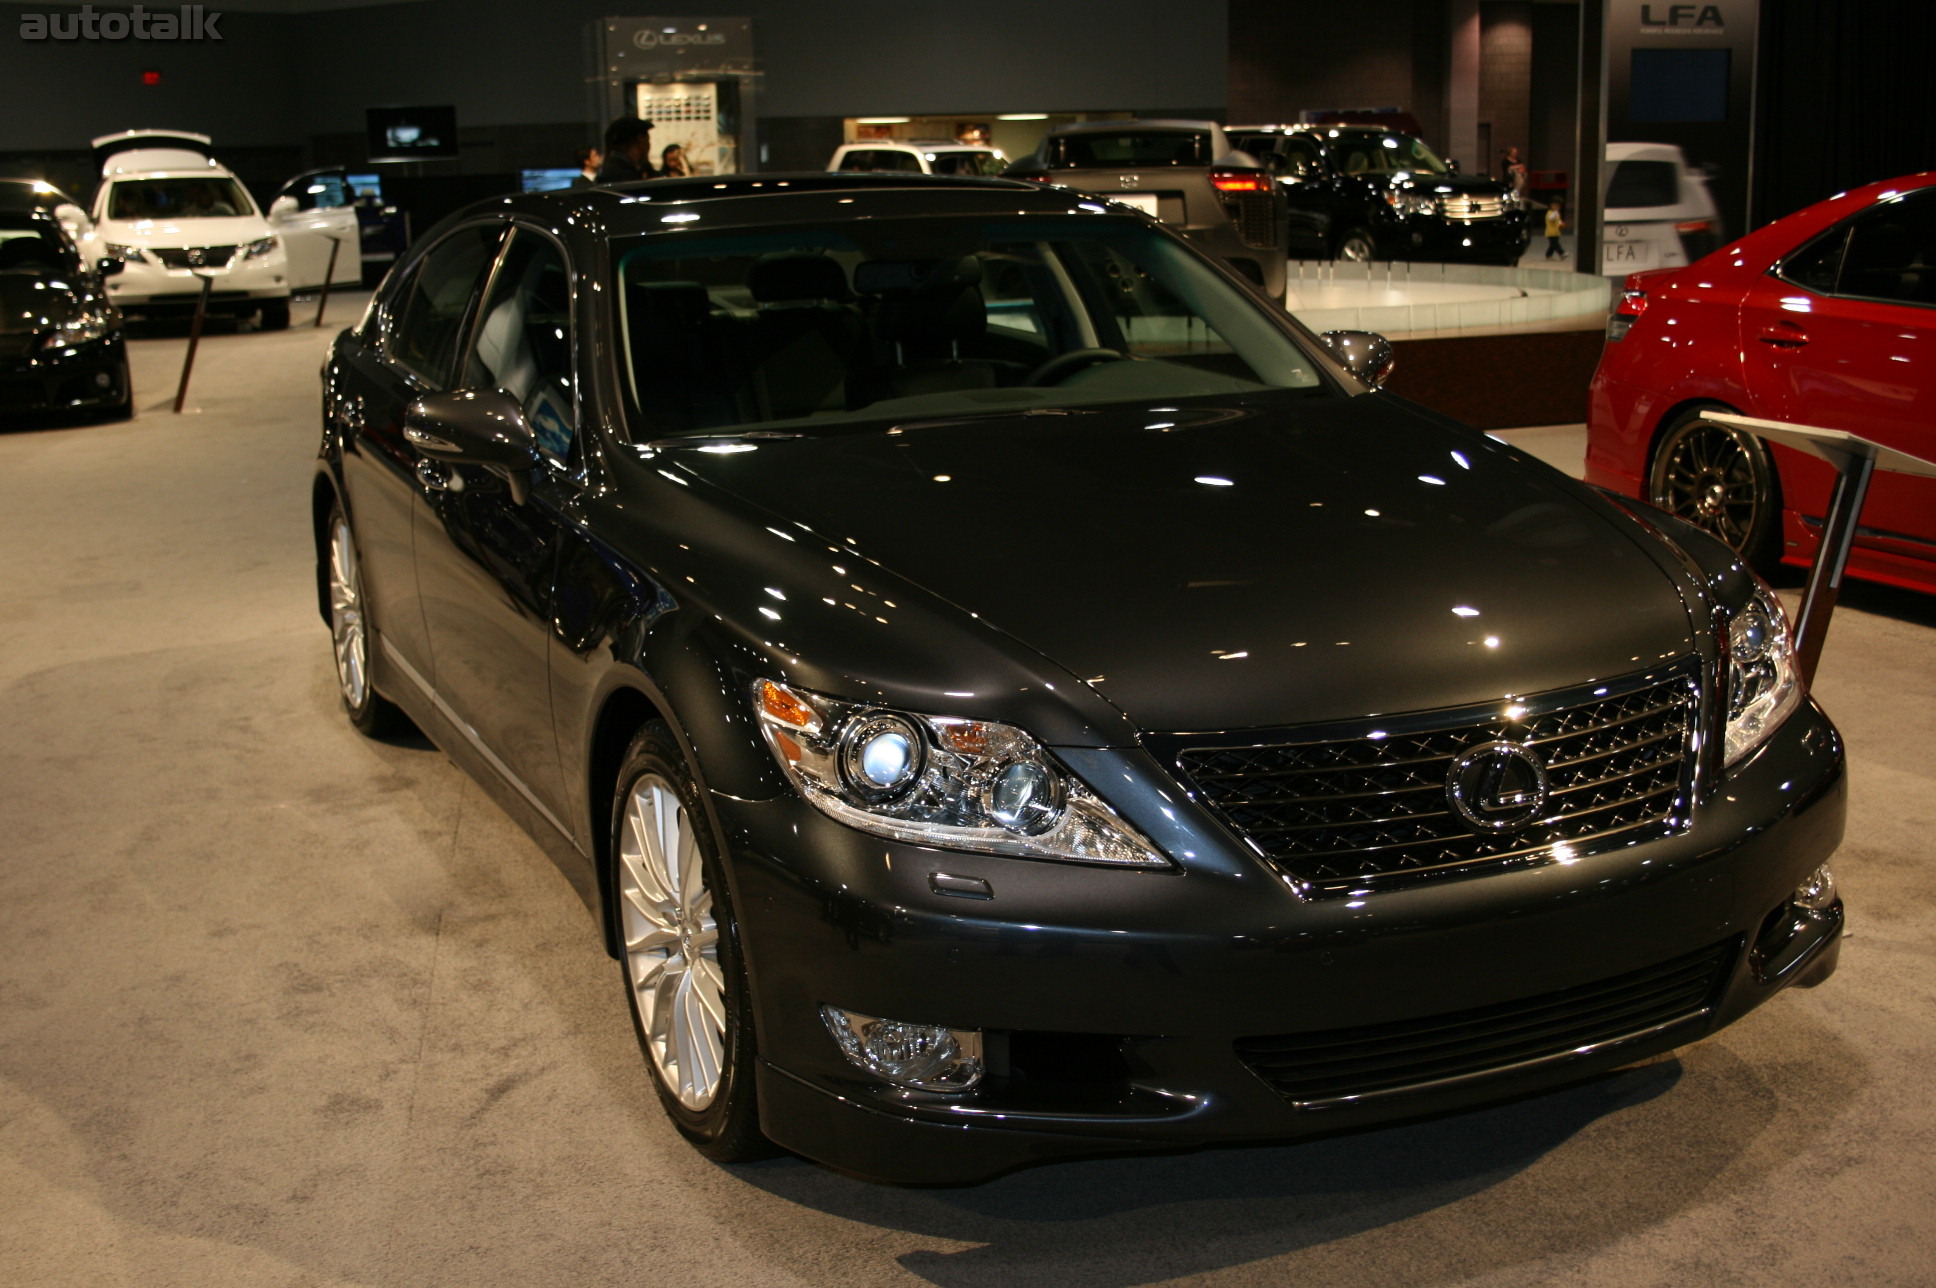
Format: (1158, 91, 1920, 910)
(90, 130, 295, 328)
(828, 141, 1007, 177)
(1600, 141, 1725, 276)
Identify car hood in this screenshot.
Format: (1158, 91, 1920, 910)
(1394, 174, 1513, 198)
(0, 271, 81, 336)
(94, 214, 271, 246)
(659, 394, 1698, 736)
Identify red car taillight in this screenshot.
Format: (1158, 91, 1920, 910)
(1674, 219, 1714, 234)
(1209, 169, 1267, 193)
(1608, 287, 1648, 341)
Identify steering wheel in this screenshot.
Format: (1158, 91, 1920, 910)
(1024, 348, 1126, 386)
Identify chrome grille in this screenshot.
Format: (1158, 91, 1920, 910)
(1165, 664, 1698, 895)
(152, 245, 237, 270)
(1440, 194, 1507, 221)
(1235, 938, 1733, 1106)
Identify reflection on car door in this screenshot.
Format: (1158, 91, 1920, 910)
(336, 221, 506, 684)
(412, 226, 580, 832)
(1740, 188, 1936, 573)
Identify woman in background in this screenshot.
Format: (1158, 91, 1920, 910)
(660, 144, 692, 178)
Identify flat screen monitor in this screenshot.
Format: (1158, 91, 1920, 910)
(520, 168, 580, 193)
(345, 172, 383, 202)
(367, 107, 458, 162)
(1630, 49, 1731, 123)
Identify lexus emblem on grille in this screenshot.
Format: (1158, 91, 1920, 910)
(1447, 741, 1550, 832)
(185, 248, 207, 266)
(1119, 174, 1140, 188)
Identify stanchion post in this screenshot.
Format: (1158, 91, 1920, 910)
(314, 236, 344, 328)
(1792, 451, 1877, 686)
(173, 272, 214, 414)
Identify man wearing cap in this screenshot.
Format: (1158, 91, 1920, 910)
(596, 116, 657, 183)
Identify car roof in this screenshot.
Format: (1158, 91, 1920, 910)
(0, 178, 79, 214)
(1046, 119, 1224, 136)
(841, 140, 995, 151)
(1607, 142, 1688, 164)
(442, 172, 1120, 237)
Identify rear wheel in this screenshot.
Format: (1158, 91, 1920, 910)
(1647, 407, 1782, 572)
(612, 722, 768, 1162)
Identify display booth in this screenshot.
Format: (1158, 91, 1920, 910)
(591, 16, 756, 176)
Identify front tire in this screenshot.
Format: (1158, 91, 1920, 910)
(325, 503, 406, 736)
(1334, 228, 1376, 263)
(1647, 407, 1782, 572)
(611, 722, 768, 1162)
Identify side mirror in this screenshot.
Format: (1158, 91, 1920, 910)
(1445, 158, 1460, 174)
(268, 194, 300, 221)
(97, 256, 125, 277)
(1320, 330, 1396, 387)
(404, 389, 542, 504)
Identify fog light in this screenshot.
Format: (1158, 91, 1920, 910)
(1794, 863, 1836, 912)
(94, 371, 111, 387)
(820, 1005, 983, 1091)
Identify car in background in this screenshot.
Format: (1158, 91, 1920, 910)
(1601, 143, 1725, 277)
(265, 167, 366, 292)
(0, 179, 129, 421)
(313, 171, 1843, 1184)
(1229, 124, 1532, 265)
(1587, 170, 1936, 594)
(828, 141, 1008, 177)
(89, 129, 295, 329)
(1004, 119, 1287, 297)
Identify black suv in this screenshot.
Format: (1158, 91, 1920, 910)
(1229, 124, 1532, 265)
(1005, 120, 1286, 297)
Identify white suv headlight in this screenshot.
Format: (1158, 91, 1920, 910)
(754, 678, 1169, 868)
(243, 236, 279, 259)
(1723, 582, 1803, 767)
(102, 242, 149, 263)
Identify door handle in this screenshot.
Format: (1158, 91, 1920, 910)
(416, 458, 457, 492)
(1757, 322, 1810, 348)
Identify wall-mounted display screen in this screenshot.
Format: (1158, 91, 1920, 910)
(520, 168, 580, 193)
(1630, 49, 1731, 123)
(366, 106, 458, 162)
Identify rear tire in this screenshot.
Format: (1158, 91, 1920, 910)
(1334, 228, 1376, 263)
(1647, 406, 1783, 573)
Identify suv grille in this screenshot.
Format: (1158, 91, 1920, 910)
(1235, 939, 1733, 1106)
(1165, 664, 1698, 895)
(1439, 194, 1507, 221)
(152, 245, 237, 270)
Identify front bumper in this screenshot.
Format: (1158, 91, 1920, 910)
(1393, 213, 1532, 261)
(107, 254, 289, 311)
(716, 700, 1844, 1183)
(0, 336, 127, 415)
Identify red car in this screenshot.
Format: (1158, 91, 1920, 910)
(1586, 171, 1936, 594)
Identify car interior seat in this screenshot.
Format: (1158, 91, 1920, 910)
(854, 256, 1018, 401)
(626, 279, 748, 432)
(744, 252, 864, 421)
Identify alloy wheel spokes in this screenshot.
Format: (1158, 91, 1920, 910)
(618, 772, 728, 1110)
(328, 520, 368, 706)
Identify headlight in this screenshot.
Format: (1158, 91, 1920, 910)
(1723, 581, 1803, 767)
(1383, 190, 1437, 218)
(38, 313, 111, 351)
(243, 236, 279, 259)
(754, 678, 1169, 868)
(1499, 189, 1525, 211)
(102, 242, 149, 263)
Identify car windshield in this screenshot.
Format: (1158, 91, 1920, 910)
(1606, 160, 1680, 209)
(1047, 131, 1210, 169)
(108, 177, 254, 220)
(0, 217, 75, 273)
(615, 213, 1325, 437)
(1334, 133, 1451, 177)
(929, 151, 1005, 177)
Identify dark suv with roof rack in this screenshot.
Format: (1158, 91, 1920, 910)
(1230, 124, 1532, 265)
(1005, 120, 1287, 298)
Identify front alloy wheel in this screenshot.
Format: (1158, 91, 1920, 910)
(325, 504, 404, 736)
(1647, 409, 1781, 571)
(611, 723, 767, 1160)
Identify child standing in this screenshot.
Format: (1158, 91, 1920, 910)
(1544, 199, 1568, 260)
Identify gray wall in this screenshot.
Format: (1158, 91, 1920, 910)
(1, 0, 1228, 149)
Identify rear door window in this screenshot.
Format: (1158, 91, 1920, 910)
(386, 223, 503, 387)
(1050, 132, 1209, 169)
(1606, 161, 1680, 209)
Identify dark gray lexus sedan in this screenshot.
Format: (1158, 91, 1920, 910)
(313, 173, 1844, 1183)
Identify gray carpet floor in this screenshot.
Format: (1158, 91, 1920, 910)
(2, 303, 1931, 1287)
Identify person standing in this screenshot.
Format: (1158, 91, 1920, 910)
(660, 143, 692, 178)
(1500, 146, 1527, 195)
(1544, 198, 1568, 259)
(596, 117, 656, 183)
(570, 146, 603, 188)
